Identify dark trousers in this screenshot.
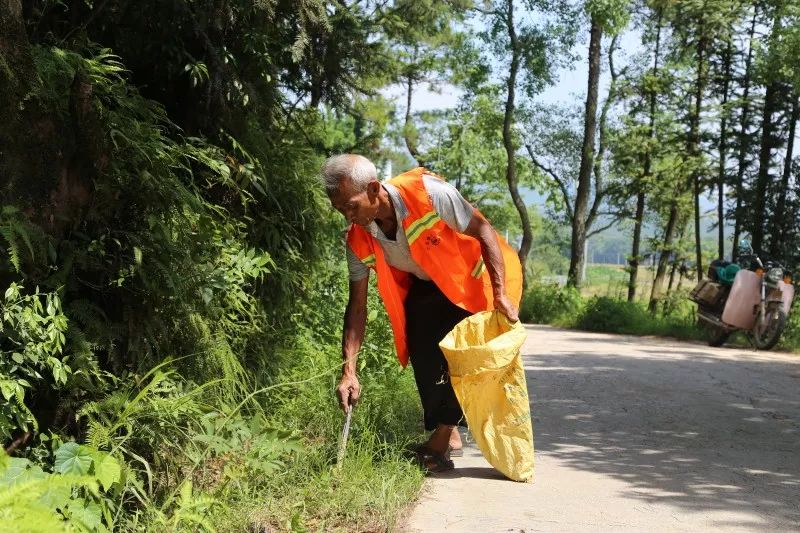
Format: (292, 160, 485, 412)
(404, 277, 471, 431)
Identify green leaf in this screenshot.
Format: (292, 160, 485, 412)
(4, 284, 18, 300)
(0, 457, 45, 486)
(66, 500, 104, 531)
(367, 309, 378, 322)
(179, 480, 193, 504)
(38, 483, 72, 509)
(0, 457, 30, 485)
(54, 443, 93, 476)
(90, 452, 121, 490)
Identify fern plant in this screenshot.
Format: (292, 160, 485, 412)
(0, 206, 43, 274)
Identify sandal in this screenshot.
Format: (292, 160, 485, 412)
(411, 443, 447, 457)
(413, 445, 455, 473)
(411, 442, 462, 458)
(417, 451, 455, 473)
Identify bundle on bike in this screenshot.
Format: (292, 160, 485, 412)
(690, 238, 795, 350)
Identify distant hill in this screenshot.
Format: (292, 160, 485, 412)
(523, 188, 736, 265)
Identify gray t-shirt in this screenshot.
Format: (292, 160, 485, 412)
(346, 175, 474, 281)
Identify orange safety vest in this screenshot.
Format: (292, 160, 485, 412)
(347, 167, 523, 367)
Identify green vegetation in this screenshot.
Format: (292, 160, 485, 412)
(520, 279, 800, 353)
(1, 4, 427, 528)
(3, 0, 800, 531)
(575, 296, 699, 340)
(519, 283, 583, 326)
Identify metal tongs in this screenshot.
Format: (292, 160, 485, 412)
(336, 404, 353, 468)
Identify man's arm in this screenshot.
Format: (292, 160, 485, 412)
(463, 212, 519, 322)
(337, 276, 368, 411)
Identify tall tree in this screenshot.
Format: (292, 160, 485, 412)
(569, 11, 602, 287)
(770, 95, 799, 258)
(731, 5, 760, 258)
(752, 9, 784, 255)
(649, 0, 740, 310)
(567, 0, 629, 287)
(501, 0, 530, 275)
(626, 2, 664, 302)
(526, 36, 626, 282)
(475, 0, 576, 286)
(714, 39, 733, 260)
(750, 0, 800, 257)
(383, 0, 470, 166)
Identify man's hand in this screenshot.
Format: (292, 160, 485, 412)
(494, 293, 519, 323)
(336, 373, 361, 412)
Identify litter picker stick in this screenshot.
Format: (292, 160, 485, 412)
(336, 404, 353, 468)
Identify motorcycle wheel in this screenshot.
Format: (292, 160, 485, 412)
(705, 324, 730, 347)
(753, 305, 787, 350)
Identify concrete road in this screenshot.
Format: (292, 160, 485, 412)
(400, 325, 800, 533)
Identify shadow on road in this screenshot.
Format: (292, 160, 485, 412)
(433, 466, 507, 481)
(524, 345, 800, 528)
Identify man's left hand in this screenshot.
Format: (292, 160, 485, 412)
(494, 294, 519, 322)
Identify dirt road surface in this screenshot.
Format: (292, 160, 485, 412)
(400, 325, 800, 532)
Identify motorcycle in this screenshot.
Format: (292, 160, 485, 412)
(690, 240, 795, 349)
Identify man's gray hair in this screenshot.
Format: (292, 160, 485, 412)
(320, 154, 377, 196)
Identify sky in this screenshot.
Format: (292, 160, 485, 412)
(382, 21, 642, 111)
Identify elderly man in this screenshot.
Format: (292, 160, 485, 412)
(322, 154, 522, 472)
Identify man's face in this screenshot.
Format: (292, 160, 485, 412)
(329, 178, 380, 227)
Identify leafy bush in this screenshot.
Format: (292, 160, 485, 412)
(0, 43, 425, 532)
(0, 443, 121, 532)
(1, 282, 107, 441)
(576, 296, 646, 333)
(778, 308, 800, 352)
(519, 283, 583, 325)
(575, 295, 701, 340)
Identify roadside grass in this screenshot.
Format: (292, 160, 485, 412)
(575, 294, 702, 341)
(242, 429, 423, 532)
(208, 339, 425, 533)
(218, 281, 427, 532)
(580, 264, 666, 302)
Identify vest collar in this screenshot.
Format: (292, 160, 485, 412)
(365, 182, 408, 239)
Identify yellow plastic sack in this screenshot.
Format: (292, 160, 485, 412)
(439, 310, 534, 482)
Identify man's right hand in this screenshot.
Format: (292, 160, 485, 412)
(336, 372, 361, 412)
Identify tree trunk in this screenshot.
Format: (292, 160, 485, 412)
(586, 35, 621, 238)
(404, 63, 423, 166)
(628, 9, 662, 302)
(668, 259, 678, 293)
(568, 13, 602, 288)
(732, 7, 758, 259)
(0, 0, 101, 232)
(0, 0, 31, 81)
(628, 192, 646, 302)
(690, 26, 708, 282)
(502, 0, 533, 286)
(667, 224, 687, 294)
(770, 95, 799, 258)
(717, 41, 732, 260)
(649, 205, 679, 313)
(0, 0, 37, 201)
(753, 79, 779, 255)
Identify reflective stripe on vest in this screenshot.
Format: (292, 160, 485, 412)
(405, 211, 441, 245)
